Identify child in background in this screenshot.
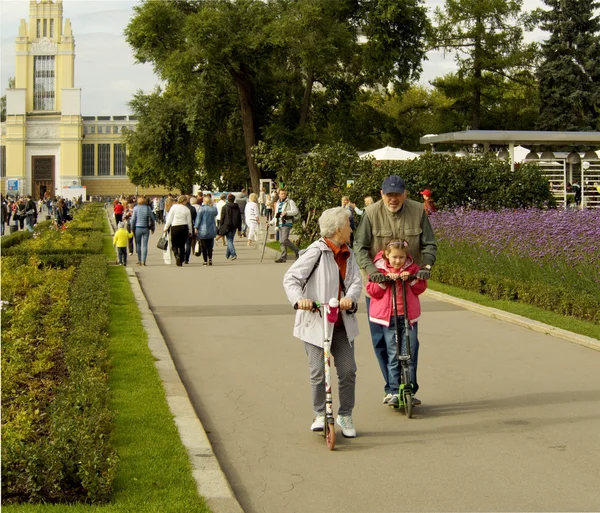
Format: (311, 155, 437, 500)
(113, 221, 133, 266)
(366, 240, 427, 407)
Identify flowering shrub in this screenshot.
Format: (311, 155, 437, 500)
(430, 208, 600, 322)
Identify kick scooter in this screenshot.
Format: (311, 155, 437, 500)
(295, 298, 340, 450)
(393, 275, 416, 418)
(370, 275, 416, 418)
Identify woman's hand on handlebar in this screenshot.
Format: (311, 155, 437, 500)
(340, 297, 354, 310)
(296, 298, 315, 311)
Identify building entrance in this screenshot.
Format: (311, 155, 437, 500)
(32, 156, 55, 200)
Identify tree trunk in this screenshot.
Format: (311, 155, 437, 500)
(231, 69, 261, 195)
(299, 68, 314, 129)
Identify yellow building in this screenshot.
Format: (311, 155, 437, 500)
(0, 0, 168, 199)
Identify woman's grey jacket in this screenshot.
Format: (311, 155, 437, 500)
(283, 238, 362, 348)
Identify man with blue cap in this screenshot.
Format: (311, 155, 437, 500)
(354, 175, 437, 407)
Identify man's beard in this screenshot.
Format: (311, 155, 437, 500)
(384, 203, 401, 213)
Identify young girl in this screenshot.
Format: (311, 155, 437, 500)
(366, 240, 427, 407)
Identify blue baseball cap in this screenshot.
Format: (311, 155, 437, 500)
(381, 175, 406, 194)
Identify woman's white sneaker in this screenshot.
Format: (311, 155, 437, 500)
(310, 415, 325, 432)
(336, 414, 356, 438)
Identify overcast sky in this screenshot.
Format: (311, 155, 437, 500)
(1, 0, 549, 116)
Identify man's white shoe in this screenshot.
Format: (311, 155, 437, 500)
(382, 393, 393, 404)
(310, 415, 325, 432)
(336, 414, 356, 438)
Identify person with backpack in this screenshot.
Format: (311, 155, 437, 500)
(282, 207, 362, 438)
(270, 188, 300, 263)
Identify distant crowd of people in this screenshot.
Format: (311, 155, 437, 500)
(1, 193, 82, 235)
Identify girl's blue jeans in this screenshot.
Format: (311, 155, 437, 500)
(382, 316, 419, 394)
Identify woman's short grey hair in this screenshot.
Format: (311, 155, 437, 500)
(319, 207, 350, 238)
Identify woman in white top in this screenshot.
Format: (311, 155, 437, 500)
(163, 195, 193, 267)
(245, 193, 261, 245)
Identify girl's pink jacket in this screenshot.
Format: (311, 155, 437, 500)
(365, 250, 427, 327)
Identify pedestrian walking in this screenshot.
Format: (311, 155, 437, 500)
(283, 207, 362, 438)
(354, 175, 436, 405)
(184, 195, 198, 264)
(194, 195, 218, 266)
(259, 187, 267, 217)
(163, 195, 193, 267)
(130, 197, 156, 266)
(113, 221, 134, 266)
(24, 195, 37, 232)
(218, 194, 242, 261)
(270, 188, 300, 263)
(245, 193, 260, 245)
(235, 188, 249, 237)
(215, 193, 227, 247)
(114, 199, 124, 225)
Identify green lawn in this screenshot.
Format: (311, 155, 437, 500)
(4, 234, 210, 513)
(428, 281, 600, 341)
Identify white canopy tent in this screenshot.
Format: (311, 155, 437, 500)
(362, 146, 418, 161)
(512, 145, 531, 163)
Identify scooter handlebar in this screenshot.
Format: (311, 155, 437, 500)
(293, 300, 357, 312)
(368, 274, 418, 282)
(294, 301, 321, 312)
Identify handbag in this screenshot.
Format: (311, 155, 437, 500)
(157, 235, 168, 250)
(194, 240, 201, 256)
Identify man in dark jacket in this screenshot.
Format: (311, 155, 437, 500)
(234, 188, 249, 237)
(24, 195, 38, 232)
(219, 194, 242, 260)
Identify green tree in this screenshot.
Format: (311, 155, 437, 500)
(534, 0, 600, 131)
(432, 0, 538, 129)
(125, 0, 431, 191)
(365, 86, 458, 149)
(124, 89, 199, 193)
(431, 72, 539, 130)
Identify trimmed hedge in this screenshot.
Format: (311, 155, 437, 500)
(433, 262, 599, 324)
(1, 255, 116, 504)
(0, 230, 33, 250)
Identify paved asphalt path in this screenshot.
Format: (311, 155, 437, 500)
(136, 229, 600, 513)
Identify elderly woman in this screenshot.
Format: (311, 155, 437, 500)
(283, 207, 362, 439)
(163, 195, 193, 267)
(130, 196, 156, 266)
(244, 192, 261, 245)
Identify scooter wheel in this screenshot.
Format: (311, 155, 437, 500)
(326, 421, 336, 450)
(404, 392, 413, 419)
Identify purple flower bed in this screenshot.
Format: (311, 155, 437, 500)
(429, 208, 600, 294)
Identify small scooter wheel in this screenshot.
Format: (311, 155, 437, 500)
(404, 392, 413, 419)
(326, 421, 336, 450)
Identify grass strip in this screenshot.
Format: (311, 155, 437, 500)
(4, 235, 210, 513)
(428, 280, 600, 341)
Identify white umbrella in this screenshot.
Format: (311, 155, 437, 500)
(362, 146, 418, 161)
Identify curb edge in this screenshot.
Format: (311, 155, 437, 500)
(424, 289, 600, 351)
